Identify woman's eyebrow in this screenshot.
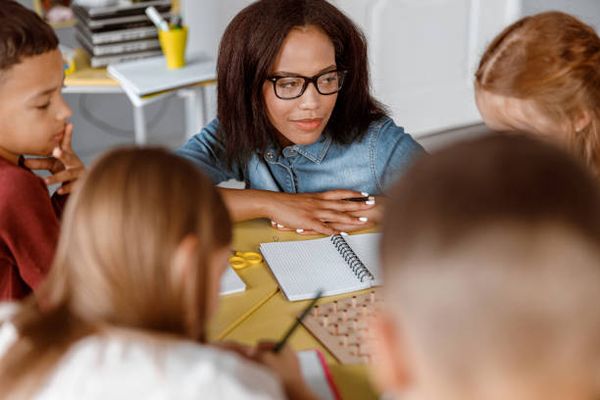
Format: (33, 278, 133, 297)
(272, 64, 337, 77)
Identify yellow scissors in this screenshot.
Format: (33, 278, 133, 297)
(228, 251, 263, 270)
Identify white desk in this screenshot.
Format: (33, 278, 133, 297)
(63, 54, 214, 144)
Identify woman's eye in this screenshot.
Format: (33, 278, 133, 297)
(320, 74, 338, 84)
(36, 103, 50, 110)
(278, 79, 301, 89)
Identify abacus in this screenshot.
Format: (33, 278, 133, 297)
(301, 290, 381, 364)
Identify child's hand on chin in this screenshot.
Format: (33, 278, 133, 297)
(24, 123, 85, 194)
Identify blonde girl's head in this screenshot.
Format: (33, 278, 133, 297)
(475, 11, 600, 175)
(47, 146, 231, 338)
(0, 147, 232, 397)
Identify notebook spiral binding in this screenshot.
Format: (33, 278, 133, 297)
(330, 235, 374, 282)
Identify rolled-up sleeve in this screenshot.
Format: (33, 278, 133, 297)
(176, 119, 243, 184)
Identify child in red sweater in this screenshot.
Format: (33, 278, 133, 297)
(0, 1, 85, 300)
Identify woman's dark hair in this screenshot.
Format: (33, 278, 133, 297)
(217, 0, 387, 167)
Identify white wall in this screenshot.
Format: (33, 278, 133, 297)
(523, 0, 600, 30)
(181, 0, 253, 59)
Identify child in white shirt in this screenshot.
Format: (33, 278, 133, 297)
(0, 147, 316, 400)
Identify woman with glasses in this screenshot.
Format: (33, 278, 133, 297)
(178, 0, 424, 235)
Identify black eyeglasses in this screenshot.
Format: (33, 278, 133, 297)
(266, 69, 347, 100)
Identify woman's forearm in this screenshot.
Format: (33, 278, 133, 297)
(218, 188, 273, 221)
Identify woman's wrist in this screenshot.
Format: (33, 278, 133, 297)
(250, 189, 277, 219)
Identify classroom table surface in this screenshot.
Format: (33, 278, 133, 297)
(214, 219, 379, 400)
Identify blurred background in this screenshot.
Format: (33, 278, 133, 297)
(16, 0, 600, 163)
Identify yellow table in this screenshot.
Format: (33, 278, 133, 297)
(207, 218, 307, 339)
(208, 263, 278, 340)
(215, 219, 379, 400)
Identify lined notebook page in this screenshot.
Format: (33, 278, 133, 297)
(260, 233, 380, 301)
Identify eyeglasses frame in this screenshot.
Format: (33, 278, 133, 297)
(265, 69, 348, 100)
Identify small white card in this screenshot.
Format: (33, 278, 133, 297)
(219, 266, 246, 296)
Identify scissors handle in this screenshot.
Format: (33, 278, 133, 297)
(229, 251, 263, 270)
(239, 251, 262, 264)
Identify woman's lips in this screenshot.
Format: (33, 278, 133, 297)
(292, 118, 323, 131)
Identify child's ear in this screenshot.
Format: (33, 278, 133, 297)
(371, 311, 413, 397)
(574, 109, 592, 133)
(171, 234, 199, 285)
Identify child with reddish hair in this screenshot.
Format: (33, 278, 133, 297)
(475, 11, 600, 175)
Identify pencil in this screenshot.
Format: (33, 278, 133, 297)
(344, 196, 370, 202)
(273, 289, 324, 353)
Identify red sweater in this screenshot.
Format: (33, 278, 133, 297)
(0, 156, 66, 300)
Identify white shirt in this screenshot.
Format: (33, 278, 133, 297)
(0, 304, 285, 400)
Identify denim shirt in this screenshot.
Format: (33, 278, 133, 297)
(176, 117, 424, 195)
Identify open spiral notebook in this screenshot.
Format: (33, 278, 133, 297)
(260, 233, 382, 301)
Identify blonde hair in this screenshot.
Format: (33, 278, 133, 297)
(0, 147, 232, 398)
(476, 11, 600, 175)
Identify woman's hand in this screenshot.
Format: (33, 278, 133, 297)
(24, 123, 85, 195)
(330, 195, 385, 233)
(271, 194, 384, 235)
(266, 190, 377, 235)
(220, 188, 377, 235)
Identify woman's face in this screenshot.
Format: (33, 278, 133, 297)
(475, 88, 569, 145)
(263, 25, 339, 147)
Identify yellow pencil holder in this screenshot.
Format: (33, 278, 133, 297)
(158, 26, 188, 69)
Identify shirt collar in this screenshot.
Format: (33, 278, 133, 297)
(289, 134, 333, 164)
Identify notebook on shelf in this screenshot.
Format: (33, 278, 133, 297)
(260, 233, 381, 301)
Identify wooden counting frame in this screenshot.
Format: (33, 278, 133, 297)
(301, 290, 382, 364)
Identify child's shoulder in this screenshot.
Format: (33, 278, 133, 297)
(0, 159, 47, 209)
(57, 334, 285, 398)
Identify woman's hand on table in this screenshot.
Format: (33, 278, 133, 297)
(271, 194, 383, 235)
(266, 190, 376, 235)
(336, 195, 384, 232)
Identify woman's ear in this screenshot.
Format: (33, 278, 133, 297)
(171, 234, 199, 286)
(371, 311, 413, 397)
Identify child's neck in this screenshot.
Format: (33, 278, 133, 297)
(0, 146, 20, 165)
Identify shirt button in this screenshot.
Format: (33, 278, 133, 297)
(283, 147, 297, 157)
(265, 151, 274, 161)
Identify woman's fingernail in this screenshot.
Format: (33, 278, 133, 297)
(340, 231, 349, 236)
(365, 199, 375, 205)
(361, 192, 369, 197)
(270, 220, 276, 225)
(277, 224, 285, 229)
(296, 228, 304, 234)
(358, 217, 369, 223)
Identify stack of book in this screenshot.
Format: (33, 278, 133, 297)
(73, 0, 171, 68)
